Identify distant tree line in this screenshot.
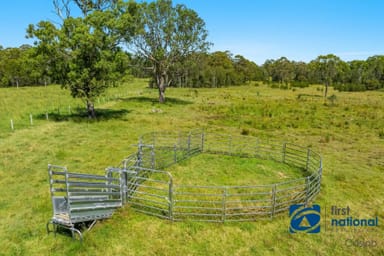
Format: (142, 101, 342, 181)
(0, 43, 129, 88)
(1, 44, 384, 94)
(152, 51, 264, 88)
(11, 0, 384, 119)
(263, 54, 384, 96)
(0, 44, 50, 88)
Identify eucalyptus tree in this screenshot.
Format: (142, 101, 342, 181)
(274, 57, 295, 84)
(1, 47, 23, 87)
(292, 61, 309, 83)
(309, 54, 345, 98)
(124, 0, 211, 102)
(262, 57, 295, 85)
(347, 60, 365, 85)
(233, 54, 262, 83)
(208, 51, 240, 86)
(53, 0, 118, 18)
(363, 55, 384, 90)
(27, 8, 130, 118)
(0, 46, 38, 87)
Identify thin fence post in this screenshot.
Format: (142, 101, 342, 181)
(178, 132, 183, 159)
(137, 139, 143, 167)
(168, 177, 173, 221)
(151, 132, 155, 147)
(228, 135, 232, 155)
(222, 187, 227, 223)
(282, 142, 287, 163)
(29, 114, 33, 126)
(255, 138, 259, 157)
(271, 184, 277, 219)
(320, 159, 322, 174)
(10, 119, 14, 131)
(105, 169, 112, 195)
(68, 105, 71, 114)
(46, 112, 49, 120)
(306, 148, 311, 171)
(173, 144, 177, 163)
(64, 168, 70, 210)
(201, 130, 205, 152)
(178, 131, 182, 148)
(120, 170, 127, 205)
(305, 176, 310, 206)
(151, 145, 155, 169)
(317, 163, 322, 195)
(187, 133, 191, 153)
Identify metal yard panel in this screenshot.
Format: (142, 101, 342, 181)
(123, 166, 173, 220)
(47, 130, 323, 240)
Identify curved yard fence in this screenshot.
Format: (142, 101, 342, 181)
(108, 130, 323, 222)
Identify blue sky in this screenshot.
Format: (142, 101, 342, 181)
(1, 0, 384, 64)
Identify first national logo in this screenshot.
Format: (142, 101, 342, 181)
(289, 204, 321, 233)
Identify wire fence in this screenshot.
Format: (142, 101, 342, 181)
(1, 93, 131, 133)
(109, 130, 322, 222)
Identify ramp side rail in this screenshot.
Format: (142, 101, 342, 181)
(47, 164, 123, 241)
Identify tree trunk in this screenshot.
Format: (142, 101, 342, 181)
(184, 71, 188, 88)
(158, 84, 166, 103)
(156, 72, 166, 103)
(87, 100, 96, 119)
(178, 75, 182, 88)
(324, 82, 329, 98)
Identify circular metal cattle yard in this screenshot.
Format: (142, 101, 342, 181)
(110, 130, 323, 222)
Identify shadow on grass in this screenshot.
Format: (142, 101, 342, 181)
(296, 93, 323, 100)
(122, 96, 193, 105)
(36, 108, 130, 123)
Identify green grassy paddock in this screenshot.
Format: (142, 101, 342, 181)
(0, 80, 383, 255)
(167, 153, 304, 186)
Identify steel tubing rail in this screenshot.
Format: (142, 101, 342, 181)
(119, 131, 322, 222)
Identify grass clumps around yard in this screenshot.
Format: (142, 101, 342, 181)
(167, 153, 305, 186)
(0, 80, 383, 255)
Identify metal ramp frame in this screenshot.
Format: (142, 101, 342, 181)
(47, 165, 125, 241)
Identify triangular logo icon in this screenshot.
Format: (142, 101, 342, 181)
(289, 204, 321, 233)
(299, 216, 311, 228)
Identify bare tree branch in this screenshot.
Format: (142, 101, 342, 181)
(53, 0, 72, 20)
